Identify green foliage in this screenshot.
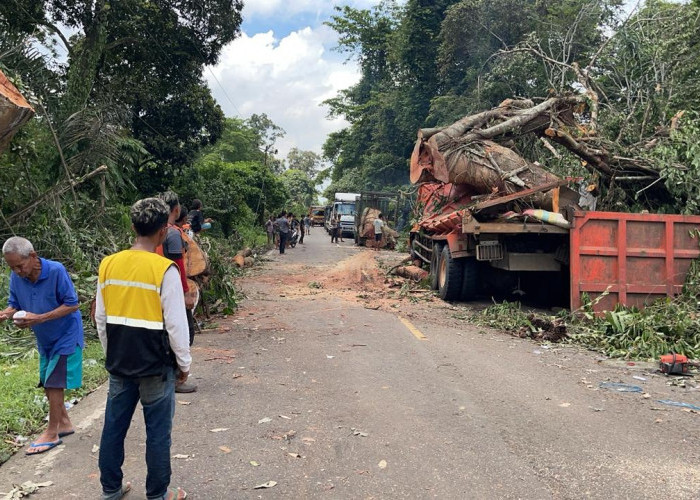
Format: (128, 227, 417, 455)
(198, 236, 242, 315)
(286, 148, 323, 178)
(459, 256, 700, 360)
(651, 113, 700, 214)
(459, 300, 533, 331)
(0, 0, 243, 190)
(280, 169, 317, 211)
(596, 1, 700, 147)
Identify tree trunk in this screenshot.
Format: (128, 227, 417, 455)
(62, 0, 109, 120)
(0, 69, 34, 154)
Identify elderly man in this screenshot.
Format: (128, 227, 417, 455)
(0, 237, 84, 455)
(95, 197, 190, 500)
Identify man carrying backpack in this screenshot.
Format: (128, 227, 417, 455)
(158, 191, 197, 393)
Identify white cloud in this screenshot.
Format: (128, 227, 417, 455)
(243, 0, 384, 19)
(205, 25, 361, 159)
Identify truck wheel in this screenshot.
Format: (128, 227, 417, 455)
(429, 242, 443, 290)
(438, 245, 465, 301)
(460, 257, 479, 301)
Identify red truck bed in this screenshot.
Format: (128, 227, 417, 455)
(569, 211, 700, 312)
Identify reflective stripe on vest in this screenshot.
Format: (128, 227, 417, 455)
(98, 250, 173, 378)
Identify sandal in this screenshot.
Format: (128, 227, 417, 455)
(165, 487, 187, 499)
(102, 481, 131, 500)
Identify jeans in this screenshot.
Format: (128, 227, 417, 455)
(100, 368, 176, 500)
(279, 231, 288, 253)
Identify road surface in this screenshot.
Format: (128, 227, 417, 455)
(1, 228, 699, 499)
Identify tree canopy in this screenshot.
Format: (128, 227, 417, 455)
(322, 0, 700, 213)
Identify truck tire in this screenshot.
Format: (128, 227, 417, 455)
(460, 257, 479, 301)
(438, 245, 465, 301)
(429, 242, 443, 290)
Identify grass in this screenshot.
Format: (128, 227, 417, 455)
(0, 339, 107, 464)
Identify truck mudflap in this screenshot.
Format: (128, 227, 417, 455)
(570, 211, 700, 312)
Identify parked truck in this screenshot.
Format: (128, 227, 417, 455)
(409, 116, 700, 312)
(325, 192, 360, 237)
(309, 205, 326, 226)
(411, 180, 700, 311)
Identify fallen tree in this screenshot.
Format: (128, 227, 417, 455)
(411, 96, 669, 208)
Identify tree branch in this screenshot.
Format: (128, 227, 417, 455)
(105, 37, 139, 51)
(3, 165, 108, 227)
(38, 21, 73, 55)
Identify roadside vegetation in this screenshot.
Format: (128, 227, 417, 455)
(460, 259, 700, 360)
(0, 1, 326, 463)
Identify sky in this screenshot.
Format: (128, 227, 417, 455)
(204, 0, 386, 161)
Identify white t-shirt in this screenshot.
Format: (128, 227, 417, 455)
(373, 218, 385, 234)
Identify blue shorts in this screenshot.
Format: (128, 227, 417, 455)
(375, 233, 382, 242)
(39, 346, 83, 390)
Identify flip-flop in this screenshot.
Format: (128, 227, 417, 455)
(58, 429, 75, 438)
(25, 439, 62, 455)
(165, 487, 187, 499)
(101, 481, 131, 500)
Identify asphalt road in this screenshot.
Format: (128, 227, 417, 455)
(1, 227, 700, 499)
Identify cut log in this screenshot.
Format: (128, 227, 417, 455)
(0, 69, 34, 154)
(394, 265, 429, 282)
(183, 232, 208, 277)
(185, 278, 200, 311)
(233, 254, 245, 268)
(415, 139, 564, 210)
(243, 256, 254, 267)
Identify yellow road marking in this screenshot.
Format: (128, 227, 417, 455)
(398, 316, 427, 340)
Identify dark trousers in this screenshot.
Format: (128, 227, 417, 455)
(99, 369, 176, 499)
(186, 309, 195, 346)
(279, 231, 288, 253)
(331, 228, 338, 243)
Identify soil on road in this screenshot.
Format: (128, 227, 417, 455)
(1, 229, 700, 499)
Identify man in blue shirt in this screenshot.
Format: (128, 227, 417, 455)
(0, 236, 84, 455)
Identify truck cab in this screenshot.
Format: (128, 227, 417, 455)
(325, 193, 360, 237)
(309, 206, 325, 226)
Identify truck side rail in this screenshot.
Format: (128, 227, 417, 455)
(462, 215, 569, 235)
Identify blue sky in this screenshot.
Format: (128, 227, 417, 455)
(205, 1, 387, 161)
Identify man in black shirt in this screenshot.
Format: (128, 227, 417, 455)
(187, 199, 212, 234)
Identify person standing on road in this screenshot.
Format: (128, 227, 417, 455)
(95, 197, 191, 500)
(337, 214, 345, 242)
(158, 191, 197, 394)
(265, 216, 274, 247)
(275, 211, 290, 254)
(298, 215, 305, 245)
(330, 214, 339, 243)
(373, 213, 385, 251)
(303, 214, 311, 235)
(0, 237, 84, 456)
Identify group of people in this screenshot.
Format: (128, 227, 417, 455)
(0, 192, 207, 499)
(266, 212, 312, 254)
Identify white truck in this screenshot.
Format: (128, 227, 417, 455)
(325, 192, 360, 237)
